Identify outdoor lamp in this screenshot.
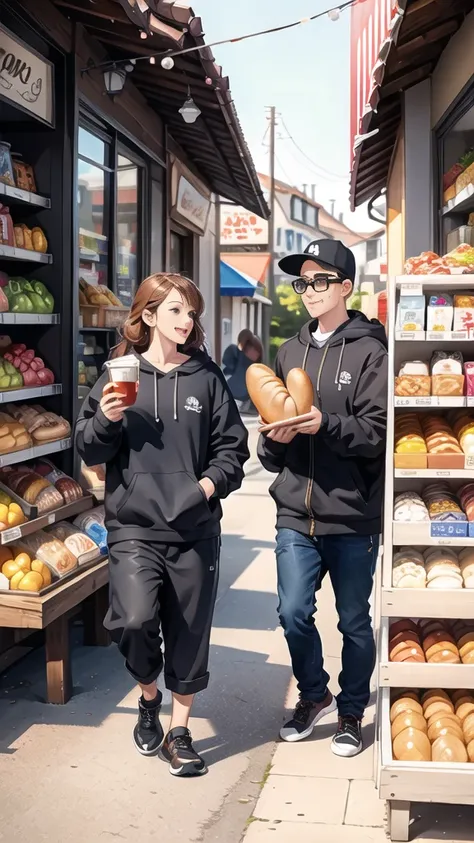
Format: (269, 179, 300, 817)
(103, 65, 127, 96)
(179, 89, 201, 124)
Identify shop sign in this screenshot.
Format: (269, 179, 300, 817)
(350, 0, 397, 156)
(175, 175, 211, 233)
(0, 25, 54, 126)
(220, 204, 268, 245)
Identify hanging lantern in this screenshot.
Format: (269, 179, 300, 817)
(179, 92, 201, 124)
(103, 65, 127, 95)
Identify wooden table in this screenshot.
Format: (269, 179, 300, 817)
(0, 559, 109, 704)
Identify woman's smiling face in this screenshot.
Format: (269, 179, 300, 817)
(299, 259, 352, 319)
(143, 288, 196, 345)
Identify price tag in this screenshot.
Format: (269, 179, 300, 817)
(453, 331, 469, 341)
(430, 522, 468, 539)
(399, 331, 416, 341)
(435, 470, 451, 477)
(427, 331, 448, 342)
(465, 456, 474, 469)
(400, 469, 418, 477)
(2, 526, 22, 543)
(400, 283, 423, 297)
(48, 513, 56, 524)
(467, 397, 474, 408)
(395, 397, 411, 406)
(415, 397, 433, 406)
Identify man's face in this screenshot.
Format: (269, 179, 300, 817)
(298, 260, 352, 319)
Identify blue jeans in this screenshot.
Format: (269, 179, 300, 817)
(276, 528, 378, 719)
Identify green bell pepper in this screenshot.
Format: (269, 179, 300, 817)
(28, 292, 49, 313)
(11, 292, 34, 313)
(32, 280, 54, 313)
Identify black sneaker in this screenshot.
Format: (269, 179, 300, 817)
(158, 727, 207, 777)
(279, 692, 337, 742)
(133, 695, 164, 757)
(331, 714, 363, 757)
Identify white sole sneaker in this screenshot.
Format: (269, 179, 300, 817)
(280, 696, 337, 743)
(330, 738, 363, 757)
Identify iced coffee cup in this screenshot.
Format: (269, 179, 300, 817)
(104, 355, 139, 406)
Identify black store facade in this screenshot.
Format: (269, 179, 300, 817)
(0, 0, 266, 479)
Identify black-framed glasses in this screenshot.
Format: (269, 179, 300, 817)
(291, 273, 344, 295)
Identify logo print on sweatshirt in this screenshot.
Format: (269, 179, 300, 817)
(185, 396, 202, 414)
(339, 371, 352, 386)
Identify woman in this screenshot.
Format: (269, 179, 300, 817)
(75, 273, 249, 777)
(222, 330, 263, 413)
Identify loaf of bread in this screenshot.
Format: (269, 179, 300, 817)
(246, 364, 313, 424)
(16, 531, 77, 577)
(6, 404, 71, 443)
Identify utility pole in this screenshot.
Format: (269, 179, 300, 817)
(267, 105, 276, 303)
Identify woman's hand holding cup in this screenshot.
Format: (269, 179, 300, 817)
(100, 382, 127, 422)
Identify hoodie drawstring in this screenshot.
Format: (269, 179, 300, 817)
(302, 343, 311, 372)
(154, 371, 180, 422)
(334, 338, 346, 392)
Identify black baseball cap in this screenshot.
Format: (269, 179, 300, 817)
(278, 239, 356, 283)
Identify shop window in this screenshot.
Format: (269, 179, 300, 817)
(77, 128, 111, 288)
(366, 239, 379, 262)
(290, 196, 318, 228)
(170, 231, 185, 273)
(291, 196, 304, 223)
(439, 101, 474, 255)
(116, 153, 140, 309)
(306, 205, 317, 229)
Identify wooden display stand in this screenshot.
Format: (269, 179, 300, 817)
(0, 559, 109, 704)
(378, 275, 474, 841)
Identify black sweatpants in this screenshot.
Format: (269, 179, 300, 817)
(105, 537, 220, 694)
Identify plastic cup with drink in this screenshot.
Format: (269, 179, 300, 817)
(104, 355, 139, 407)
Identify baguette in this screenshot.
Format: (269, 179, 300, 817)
(246, 364, 313, 424)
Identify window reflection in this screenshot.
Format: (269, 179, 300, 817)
(116, 154, 139, 307)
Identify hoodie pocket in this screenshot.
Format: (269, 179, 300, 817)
(117, 472, 211, 532)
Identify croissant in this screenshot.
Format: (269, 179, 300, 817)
(246, 364, 313, 424)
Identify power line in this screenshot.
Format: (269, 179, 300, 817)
(282, 142, 346, 184)
(274, 154, 295, 187)
(279, 116, 349, 180)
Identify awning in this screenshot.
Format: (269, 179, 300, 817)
(221, 253, 270, 284)
(220, 261, 257, 297)
(349, 0, 474, 210)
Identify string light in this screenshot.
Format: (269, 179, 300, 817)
(149, 56, 155, 64)
(82, 1, 358, 75)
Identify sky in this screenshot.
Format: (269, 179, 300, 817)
(194, 0, 378, 234)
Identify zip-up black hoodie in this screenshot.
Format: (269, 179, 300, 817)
(75, 351, 250, 544)
(258, 311, 388, 536)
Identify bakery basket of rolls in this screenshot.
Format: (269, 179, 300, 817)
(0, 461, 84, 519)
(5, 404, 71, 445)
(246, 364, 313, 428)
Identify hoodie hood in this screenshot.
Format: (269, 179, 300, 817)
(299, 310, 387, 349)
(132, 349, 211, 423)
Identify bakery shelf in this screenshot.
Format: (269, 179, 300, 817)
(393, 522, 473, 545)
(394, 468, 474, 479)
(0, 313, 60, 325)
(442, 182, 474, 216)
(0, 244, 52, 264)
(396, 275, 474, 287)
(0, 495, 94, 546)
(381, 587, 474, 620)
(395, 330, 473, 342)
(0, 438, 72, 468)
(0, 384, 62, 404)
(379, 690, 474, 805)
(394, 396, 466, 408)
(379, 619, 474, 689)
(0, 183, 51, 209)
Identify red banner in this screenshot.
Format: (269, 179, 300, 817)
(350, 0, 397, 159)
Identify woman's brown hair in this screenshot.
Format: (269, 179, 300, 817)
(113, 273, 206, 358)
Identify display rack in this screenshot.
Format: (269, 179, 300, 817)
(378, 274, 474, 842)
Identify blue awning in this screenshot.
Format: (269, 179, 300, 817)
(220, 260, 257, 297)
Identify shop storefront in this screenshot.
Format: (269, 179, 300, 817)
(350, 2, 474, 840)
(0, 0, 266, 698)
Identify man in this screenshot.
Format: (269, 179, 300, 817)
(258, 239, 387, 757)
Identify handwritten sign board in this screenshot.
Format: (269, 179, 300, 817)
(220, 204, 268, 246)
(0, 25, 54, 125)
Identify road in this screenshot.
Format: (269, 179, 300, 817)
(0, 428, 293, 843)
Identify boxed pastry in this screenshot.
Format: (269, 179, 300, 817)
(396, 296, 426, 332)
(394, 415, 428, 468)
(453, 295, 474, 333)
(395, 360, 430, 397)
(430, 351, 465, 397)
(464, 361, 474, 397)
(427, 294, 453, 332)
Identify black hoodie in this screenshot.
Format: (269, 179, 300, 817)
(75, 351, 250, 544)
(258, 311, 388, 536)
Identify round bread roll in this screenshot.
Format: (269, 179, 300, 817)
(424, 699, 455, 719)
(432, 734, 468, 763)
(461, 649, 474, 665)
(455, 696, 474, 711)
(31, 559, 52, 587)
(419, 620, 449, 637)
(452, 689, 471, 705)
(426, 648, 461, 665)
(462, 712, 474, 743)
(396, 572, 426, 589)
(393, 727, 431, 762)
(390, 697, 423, 722)
(426, 565, 462, 583)
(456, 702, 474, 722)
(392, 689, 420, 704)
(391, 646, 425, 663)
(10, 570, 24, 589)
(391, 711, 428, 740)
(462, 574, 474, 589)
(423, 630, 456, 651)
(389, 619, 419, 638)
(421, 688, 451, 705)
(458, 631, 474, 651)
(467, 739, 474, 762)
(17, 571, 43, 592)
(459, 639, 474, 658)
(428, 717, 464, 743)
(246, 364, 313, 423)
(427, 575, 463, 589)
(390, 629, 421, 650)
(394, 549, 425, 566)
(427, 711, 461, 729)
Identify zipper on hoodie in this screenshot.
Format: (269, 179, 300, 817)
(303, 344, 329, 536)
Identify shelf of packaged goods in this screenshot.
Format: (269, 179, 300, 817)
(396, 275, 474, 287)
(0, 313, 60, 325)
(0, 384, 62, 404)
(393, 522, 474, 545)
(0, 182, 51, 209)
(0, 495, 94, 546)
(381, 587, 474, 620)
(379, 689, 474, 807)
(395, 330, 474, 342)
(0, 438, 71, 469)
(394, 468, 474, 479)
(442, 182, 474, 216)
(379, 619, 474, 689)
(394, 396, 468, 408)
(0, 244, 52, 264)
